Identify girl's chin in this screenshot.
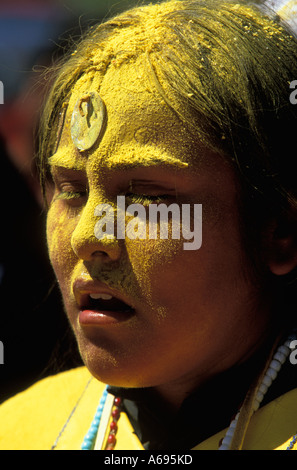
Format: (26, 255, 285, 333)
(77, 340, 162, 389)
(76, 338, 138, 387)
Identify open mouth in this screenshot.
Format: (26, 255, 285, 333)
(73, 277, 136, 326)
(78, 291, 135, 326)
(87, 293, 134, 313)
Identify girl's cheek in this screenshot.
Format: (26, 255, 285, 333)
(46, 202, 78, 276)
(125, 234, 183, 295)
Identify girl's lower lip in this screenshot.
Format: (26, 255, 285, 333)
(79, 309, 135, 326)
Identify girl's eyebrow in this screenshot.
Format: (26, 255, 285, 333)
(48, 150, 189, 172)
(48, 150, 86, 171)
(103, 154, 189, 170)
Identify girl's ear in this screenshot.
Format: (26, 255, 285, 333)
(263, 216, 297, 276)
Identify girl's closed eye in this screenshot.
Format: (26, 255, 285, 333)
(125, 192, 174, 206)
(51, 167, 88, 207)
(54, 182, 88, 206)
(123, 179, 179, 206)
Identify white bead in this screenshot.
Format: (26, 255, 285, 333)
(229, 419, 237, 429)
(259, 383, 268, 394)
(277, 345, 290, 357)
(252, 400, 260, 411)
(225, 427, 235, 438)
(266, 367, 278, 380)
(221, 435, 232, 446)
(219, 444, 230, 450)
(285, 339, 294, 348)
(269, 359, 282, 372)
(262, 375, 273, 387)
(255, 390, 264, 403)
(273, 351, 287, 364)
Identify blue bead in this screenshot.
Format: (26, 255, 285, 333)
(81, 438, 93, 450)
(81, 386, 109, 450)
(95, 407, 104, 416)
(286, 434, 297, 450)
(89, 424, 99, 435)
(81, 444, 90, 450)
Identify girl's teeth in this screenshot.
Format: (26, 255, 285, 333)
(89, 293, 113, 300)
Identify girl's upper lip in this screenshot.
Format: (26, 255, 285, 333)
(72, 277, 135, 310)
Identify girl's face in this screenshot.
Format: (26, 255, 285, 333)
(46, 60, 272, 397)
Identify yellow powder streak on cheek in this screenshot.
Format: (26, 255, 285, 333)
(46, 203, 80, 308)
(59, 194, 142, 301)
(123, 199, 186, 321)
(127, 237, 181, 321)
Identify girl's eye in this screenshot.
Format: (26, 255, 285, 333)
(54, 184, 88, 207)
(125, 193, 171, 206)
(50, 167, 88, 207)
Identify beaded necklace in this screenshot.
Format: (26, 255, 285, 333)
(80, 331, 297, 450)
(219, 332, 297, 450)
(51, 332, 296, 450)
(81, 388, 122, 450)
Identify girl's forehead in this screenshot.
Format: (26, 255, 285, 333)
(50, 57, 210, 172)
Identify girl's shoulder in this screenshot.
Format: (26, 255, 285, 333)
(0, 367, 104, 450)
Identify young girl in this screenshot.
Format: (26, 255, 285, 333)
(1, 0, 297, 450)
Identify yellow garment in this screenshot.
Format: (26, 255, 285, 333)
(0, 366, 296, 450)
(0, 367, 143, 450)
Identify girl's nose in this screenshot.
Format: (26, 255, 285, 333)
(71, 199, 121, 262)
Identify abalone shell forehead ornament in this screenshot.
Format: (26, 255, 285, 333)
(70, 91, 107, 151)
